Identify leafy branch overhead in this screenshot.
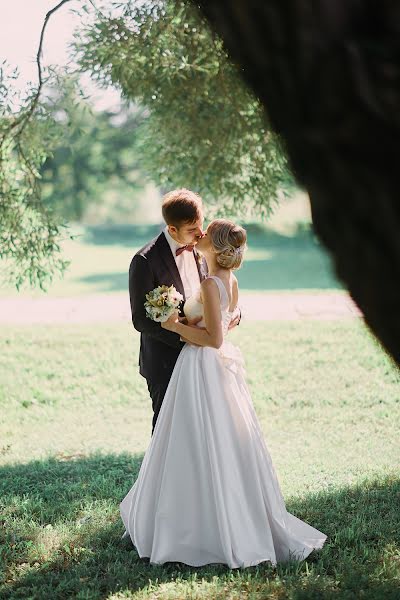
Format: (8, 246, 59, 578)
(75, 0, 291, 217)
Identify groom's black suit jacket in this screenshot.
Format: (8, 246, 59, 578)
(129, 231, 208, 384)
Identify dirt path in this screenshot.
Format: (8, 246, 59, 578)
(0, 292, 361, 324)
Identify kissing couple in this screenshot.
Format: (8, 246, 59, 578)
(120, 188, 327, 568)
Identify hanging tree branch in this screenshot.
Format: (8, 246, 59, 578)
(87, 0, 107, 19)
(0, 0, 78, 290)
(4, 0, 73, 141)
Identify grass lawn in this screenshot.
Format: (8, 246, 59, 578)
(0, 221, 341, 299)
(0, 320, 399, 598)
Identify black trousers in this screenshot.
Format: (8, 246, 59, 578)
(146, 380, 170, 435)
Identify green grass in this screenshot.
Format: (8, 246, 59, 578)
(0, 222, 341, 298)
(1, 321, 399, 598)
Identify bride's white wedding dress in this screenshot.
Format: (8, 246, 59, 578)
(120, 276, 327, 568)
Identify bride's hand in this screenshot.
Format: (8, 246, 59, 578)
(161, 310, 180, 331)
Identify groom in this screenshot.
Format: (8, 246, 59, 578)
(129, 189, 209, 434)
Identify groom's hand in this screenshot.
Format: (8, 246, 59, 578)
(228, 308, 241, 331)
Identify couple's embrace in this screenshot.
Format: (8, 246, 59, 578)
(120, 189, 327, 568)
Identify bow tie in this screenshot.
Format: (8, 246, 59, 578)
(176, 244, 195, 256)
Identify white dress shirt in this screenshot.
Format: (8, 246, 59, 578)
(164, 226, 200, 299)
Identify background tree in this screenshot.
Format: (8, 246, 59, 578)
(40, 78, 146, 222)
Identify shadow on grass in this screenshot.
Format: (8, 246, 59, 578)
(78, 271, 129, 293)
(1, 454, 398, 599)
(78, 223, 342, 293)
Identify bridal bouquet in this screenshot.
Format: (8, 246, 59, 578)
(144, 285, 183, 323)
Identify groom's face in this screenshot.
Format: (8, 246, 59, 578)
(169, 216, 204, 246)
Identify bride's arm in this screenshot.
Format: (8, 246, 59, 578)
(161, 278, 223, 349)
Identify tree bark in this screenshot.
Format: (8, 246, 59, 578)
(196, 0, 400, 366)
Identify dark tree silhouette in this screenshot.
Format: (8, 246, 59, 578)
(196, 1, 400, 366)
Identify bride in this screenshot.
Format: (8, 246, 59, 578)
(120, 218, 327, 568)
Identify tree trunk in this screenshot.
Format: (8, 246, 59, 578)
(196, 0, 400, 366)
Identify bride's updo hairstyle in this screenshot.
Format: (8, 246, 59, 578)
(207, 219, 247, 270)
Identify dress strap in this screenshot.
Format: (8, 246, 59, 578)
(207, 276, 230, 310)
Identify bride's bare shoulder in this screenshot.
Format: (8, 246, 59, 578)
(200, 277, 219, 292)
(200, 278, 221, 302)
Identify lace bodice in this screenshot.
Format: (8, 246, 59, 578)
(183, 275, 233, 337)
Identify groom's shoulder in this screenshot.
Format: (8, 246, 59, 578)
(130, 231, 165, 265)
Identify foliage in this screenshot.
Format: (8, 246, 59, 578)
(0, 64, 71, 290)
(75, 0, 292, 218)
(0, 64, 144, 290)
(1, 0, 293, 289)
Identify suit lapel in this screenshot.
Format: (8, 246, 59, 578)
(156, 232, 186, 300)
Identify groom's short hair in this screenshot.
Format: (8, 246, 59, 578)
(162, 188, 203, 227)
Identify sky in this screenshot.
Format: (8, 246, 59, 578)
(0, 0, 121, 110)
